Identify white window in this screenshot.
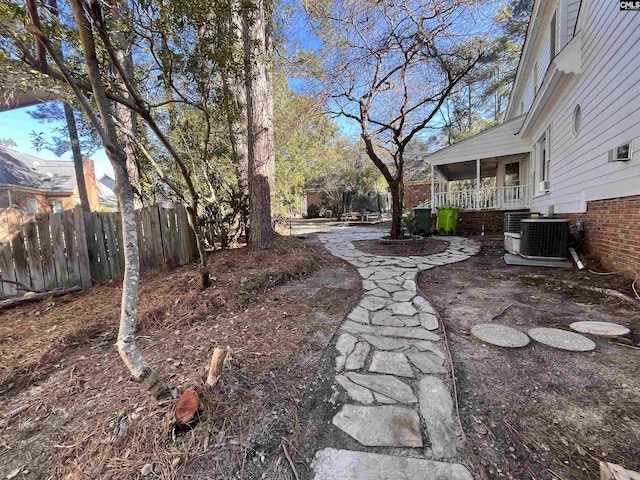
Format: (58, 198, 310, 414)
(536, 129, 551, 193)
(51, 200, 63, 213)
(27, 198, 38, 214)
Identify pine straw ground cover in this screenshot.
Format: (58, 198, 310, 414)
(0, 235, 360, 479)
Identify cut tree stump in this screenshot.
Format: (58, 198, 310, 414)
(175, 389, 199, 426)
(600, 461, 640, 480)
(205, 347, 228, 389)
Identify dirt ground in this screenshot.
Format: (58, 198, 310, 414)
(0, 235, 361, 479)
(353, 237, 448, 257)
(417, 235, 640, 480)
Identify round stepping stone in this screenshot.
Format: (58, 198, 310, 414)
(471, 323, 529, 348)
(570, 321, 630, 337)
(528, 327, 596, 352)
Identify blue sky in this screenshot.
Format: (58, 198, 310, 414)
(0, 105, 114, 177)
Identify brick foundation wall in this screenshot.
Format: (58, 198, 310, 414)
(558, 195, 640, 277)
(455, 209, 530, 234)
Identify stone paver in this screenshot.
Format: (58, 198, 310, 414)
(336, 375, 374, 404)
(570, 321, 630, 337)
(336, 333, 358, 356)
(528, 327, 596, 351)
(347, 306, 370, 324)
(332, 405, 423, 447)
(360, 296, 388, 311)
(419, 312, 439, 330)
(314, 227, 479, 478)
(413, 340, 446, 358)
(471, 323, 530, 348)
(407, 352, 448, 374)
(389, 302, 418, 316)
(313, 449, 474, 480)
(345, 341, 371, 370)
(361, 334, 408, 351)
(380, 326, 440, 341)
(418, 376, 458, 460)
(369, 351, 414, 377)
(346, 373, 417, 404)
(371, 310, 405, 327)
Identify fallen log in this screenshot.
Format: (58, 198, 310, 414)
(0, 286, 82, 312)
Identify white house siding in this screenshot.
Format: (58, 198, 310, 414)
(527, 0, 640, 214)
(523, 77, 535, 112)
(565, 0, 580, 44)
(537, 30, 551, 88)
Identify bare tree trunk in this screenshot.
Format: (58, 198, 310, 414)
(64, 103, 91, 212)
(45, 0, 91, 213)
(113, 160, 164, 395)
(110, 0, 139, 193)
(65, 0, 166, 396)
(389, 179, 404, 240)
(243, 0, 275, 251)
(222, 0, 249, 184)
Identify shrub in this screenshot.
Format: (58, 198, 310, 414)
(402, 212, 418, 235)
(307, 203, 322, 218)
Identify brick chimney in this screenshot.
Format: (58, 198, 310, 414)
(82, 157, 95, 179)
(81, 158, 99, 209)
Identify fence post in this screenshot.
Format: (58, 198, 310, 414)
(74, 206, 92, 288)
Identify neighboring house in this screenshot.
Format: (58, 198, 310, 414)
(0, 147, 106, 213)
(97, 174, 118, 210)
(403, 161, 432, 209)
(425, 0, 640, 274)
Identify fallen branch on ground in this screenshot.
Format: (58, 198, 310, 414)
(0, 286, 82, 312)
(0, 278, 40, 292)
(557, 280, 638, 305)
(205, 347, 229, 389)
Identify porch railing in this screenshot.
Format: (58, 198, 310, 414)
(432, 184, 530, 211)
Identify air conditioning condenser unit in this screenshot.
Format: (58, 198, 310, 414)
(520, 218, 569, 260)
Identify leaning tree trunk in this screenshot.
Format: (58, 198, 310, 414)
(389, 178, 404, 240)
(66, 0, 166, 396)
(113, 159, 165, 396)
(243, 0, 275, 251)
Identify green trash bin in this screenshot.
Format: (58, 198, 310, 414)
(437, 206, 461, 235)
(412, 207, 432, 235)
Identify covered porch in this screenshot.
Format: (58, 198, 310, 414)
(425, 114, 532, 211)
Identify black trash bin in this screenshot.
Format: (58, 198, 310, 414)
(413, 206, 432, 236)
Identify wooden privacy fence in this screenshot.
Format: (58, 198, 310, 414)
(0, 204, 197, 298)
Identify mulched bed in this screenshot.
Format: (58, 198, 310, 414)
(0, 235, 361, 478)
(353, 237, 448, 257)
(417, 238, 640, 480)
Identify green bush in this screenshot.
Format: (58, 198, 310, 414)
(402, 212, 418, 235)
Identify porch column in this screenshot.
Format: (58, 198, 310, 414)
(430, 164, 435, 208)
(476, 158, 481, 210)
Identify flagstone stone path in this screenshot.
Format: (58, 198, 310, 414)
(312, 227, 480, 480)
